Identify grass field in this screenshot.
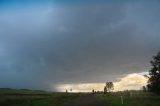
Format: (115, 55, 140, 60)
(1, 88, 160, 106)
(0, 88, 81, 106)
(98, 91, 160, 106)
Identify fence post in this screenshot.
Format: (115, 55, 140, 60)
(121, 96, 123, 105)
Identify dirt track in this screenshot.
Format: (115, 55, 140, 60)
(63, 94, 107, 106)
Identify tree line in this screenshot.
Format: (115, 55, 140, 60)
(145, 51, 160, 95)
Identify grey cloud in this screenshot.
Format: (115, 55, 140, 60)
(0, 1, 160, 91)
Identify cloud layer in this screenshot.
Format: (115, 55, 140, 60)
(0, 1, 160, 91)
(57, 73, 148, 92)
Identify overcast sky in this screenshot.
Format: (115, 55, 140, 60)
(0, 0, 160, 91)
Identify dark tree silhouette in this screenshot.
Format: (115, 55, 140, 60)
(147, 51, 160, 95)
(66, 89, 68, 93)
(105, 82, 114, 92)
(104, 86, 107, 94)
(70, 88, 72, 92)
(92, 89, 95, 94)
(142, 86, 147, 92)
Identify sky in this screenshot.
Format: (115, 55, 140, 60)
(0, 0, 160, 92)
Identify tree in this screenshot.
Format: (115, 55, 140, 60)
(147, 51, 160, 95)
(142, 86, 147, 92)
(104, 86, 107, 94)
(92, 89, 95, 94)
(105, 82, 114, 92)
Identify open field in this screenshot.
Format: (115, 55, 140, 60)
(1, 89, 160, 106)
(98, 91, 160, 106)
(0, 88, 81, 106)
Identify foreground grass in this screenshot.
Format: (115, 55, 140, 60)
(0, 88, 81, 106)
(97, 91, 160, 106)
(98, 94, 133, 106)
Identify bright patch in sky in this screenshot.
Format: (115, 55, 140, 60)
(114, 73, 148, 91)
(56, 72, 148, 92)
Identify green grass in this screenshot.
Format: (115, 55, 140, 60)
(2, 89, 160, 106)
(0, 88, 81, 106)
(97, 91, 160, 106)
(98, 94, 133, 106)
(0, 94, 80, 106)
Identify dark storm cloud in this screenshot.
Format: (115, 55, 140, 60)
(0, 1, 160, 91)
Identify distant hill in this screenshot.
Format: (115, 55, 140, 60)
(0, 88, 50, 95)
